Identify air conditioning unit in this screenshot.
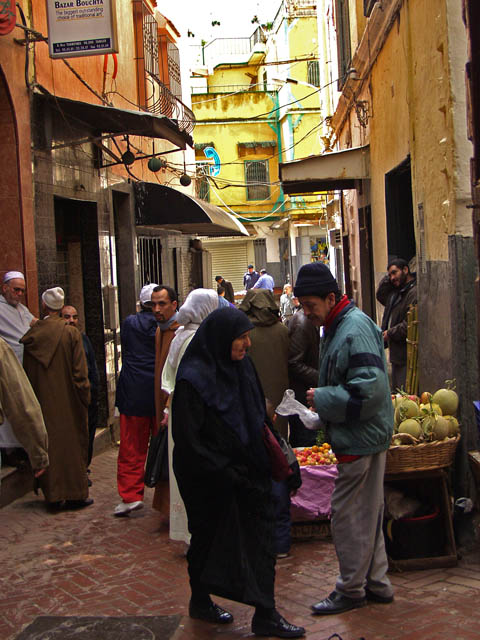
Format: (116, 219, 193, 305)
(329, 228, 342, 248)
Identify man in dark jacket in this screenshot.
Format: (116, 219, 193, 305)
(243, 264, 260, 290)
(287, 309, 320, 447)
(61, 305, 99, 474)
(114, 284, 158, 516)
(376, 258, 417, 391)
(215, 275, 235, 303)
(296, 262, 394, 615)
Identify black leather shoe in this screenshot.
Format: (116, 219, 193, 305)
(252, 613, 305, 638)
(311, 590, 366, 615)
(189, 601, 233, 624)
(46, 501, 65, 512)
(63, 498, 94, 509)
(365, 588, 394, 604)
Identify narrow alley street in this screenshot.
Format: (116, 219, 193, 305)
(1, 446, 480, 640)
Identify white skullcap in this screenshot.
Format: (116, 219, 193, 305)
(42, 287, 65, 310)
(139, 283, 158, 305)
(3, 271, 25, 283)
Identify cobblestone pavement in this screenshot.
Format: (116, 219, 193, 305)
(2, 447, 480, 640)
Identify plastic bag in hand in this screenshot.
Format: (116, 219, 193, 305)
(275, 389, 324, 430)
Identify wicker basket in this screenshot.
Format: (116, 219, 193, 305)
(386, 435, 460, 474)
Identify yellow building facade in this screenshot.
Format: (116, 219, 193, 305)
(190, 2, 335, 290)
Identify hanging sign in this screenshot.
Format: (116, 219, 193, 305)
(203, 147, 221, 177)
(45, 0, 118, 59)
(0, 0, 16, 36)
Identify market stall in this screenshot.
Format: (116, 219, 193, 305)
(289, 382, 461, 567)
(290, 463, 337, 522)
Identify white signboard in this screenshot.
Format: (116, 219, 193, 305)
(46, 0, 118, 59)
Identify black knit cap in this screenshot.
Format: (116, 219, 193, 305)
(293, 262, 339, 298)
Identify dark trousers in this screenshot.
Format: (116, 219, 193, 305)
(271, 479, 291, 554)
(289, 414, 317, 448)
(87, 400, 99, 467)
(391, 363, 407, 393)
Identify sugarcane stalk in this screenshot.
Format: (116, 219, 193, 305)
(406, 306, 414, 394)
(411, 306, 419, 395)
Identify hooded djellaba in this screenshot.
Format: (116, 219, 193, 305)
(21, 291, 90, 505)
(238, 289, 290, 438)
(171, 307, 305, 638)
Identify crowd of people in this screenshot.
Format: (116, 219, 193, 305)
(0, 257, 415, 638)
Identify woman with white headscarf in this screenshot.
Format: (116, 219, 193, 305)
(162, 288, 219, 544)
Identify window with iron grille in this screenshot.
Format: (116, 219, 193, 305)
(132, 0, 193, 133)
(245, 160, 270, 200)
(196, 163, 210, 202)
(335, 0, 352, 90)
(143, 12, 159, 78)
(137, 236, 163, 286)
(167, 41, 182, 100)
(307, 61, 321, 87)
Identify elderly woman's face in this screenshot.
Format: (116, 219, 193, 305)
(231, 331, 251, 361)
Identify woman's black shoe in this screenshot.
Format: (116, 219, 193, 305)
(252, 612, 305, 638)
(188, 601, 233, 624)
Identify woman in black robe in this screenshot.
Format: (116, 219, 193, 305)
(172, 307, 305, 638)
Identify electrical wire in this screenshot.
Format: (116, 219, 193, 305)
(208, 182, 287, 221)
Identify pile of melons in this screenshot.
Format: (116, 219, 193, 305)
(392, 380, 459, 445)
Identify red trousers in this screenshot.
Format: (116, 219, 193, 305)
(117, 414, 156, 503)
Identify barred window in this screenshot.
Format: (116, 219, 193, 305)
(307, 61, 320, 87)
(196, 163, 210, 202)
(138, 236, 162, 286)
(143, 12, 159, 79)
(245, 160, 270, 200)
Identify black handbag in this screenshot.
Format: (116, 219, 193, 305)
(144, 428, 168, 487)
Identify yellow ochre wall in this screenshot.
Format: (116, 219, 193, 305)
(340, 0, 470, 272)
(192, 88, 282, 216)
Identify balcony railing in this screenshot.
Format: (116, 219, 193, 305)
(250, 26, 267, 49)
(145, 73, 195, 134)
(272, 0, 317, 32)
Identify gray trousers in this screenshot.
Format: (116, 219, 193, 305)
(331, 451, 393, 599)
(391, 363, 407, 393)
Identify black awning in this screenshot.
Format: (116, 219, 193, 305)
(33, 90, 193, 149)
(134, 182, 248, 237)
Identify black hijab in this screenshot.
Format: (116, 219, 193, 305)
(176, 307, 267, 448)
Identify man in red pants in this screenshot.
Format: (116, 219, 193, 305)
(114, 284, 159, 516)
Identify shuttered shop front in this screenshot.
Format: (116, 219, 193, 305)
(205, 241, 248, 293)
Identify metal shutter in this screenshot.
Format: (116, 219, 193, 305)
(204, 241, 249, 293)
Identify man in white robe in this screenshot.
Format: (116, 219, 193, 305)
(0, 271, 37, 450)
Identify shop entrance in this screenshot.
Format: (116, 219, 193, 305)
(54, 196, 107, 425)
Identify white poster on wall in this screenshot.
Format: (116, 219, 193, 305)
(46, 0, 118, 59)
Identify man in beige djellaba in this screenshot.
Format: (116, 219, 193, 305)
(21, 287, 92, 510)
(0, 337, 49, 478)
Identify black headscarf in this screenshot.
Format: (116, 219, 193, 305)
(176, 307, 267, 448)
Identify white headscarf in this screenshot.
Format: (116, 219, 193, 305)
(167, 288, 219, 369)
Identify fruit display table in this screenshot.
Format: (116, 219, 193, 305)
(290, 465, 337, 522)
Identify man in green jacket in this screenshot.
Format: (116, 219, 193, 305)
(294, 262, 394, 615)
